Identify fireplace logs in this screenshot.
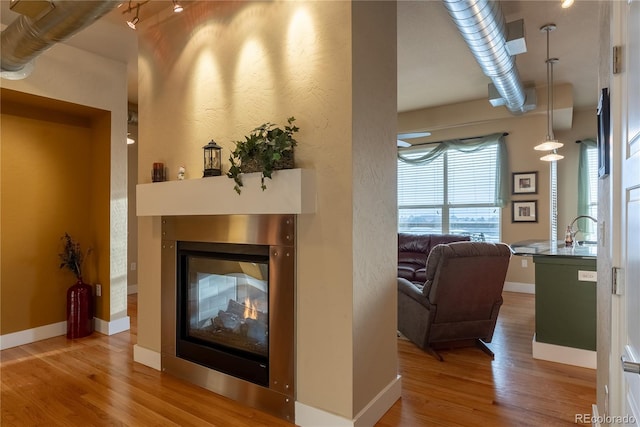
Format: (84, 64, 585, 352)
(191, 298, 268, 357)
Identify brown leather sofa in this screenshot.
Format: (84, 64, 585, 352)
(398, 233, 470, 284)
(397, 241, 511, 360)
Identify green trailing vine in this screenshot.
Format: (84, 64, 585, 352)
(228, 117, 299, 194)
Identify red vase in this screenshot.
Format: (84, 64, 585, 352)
(66, 279, 93, 339)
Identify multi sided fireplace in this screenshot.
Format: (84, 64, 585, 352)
(161, 215, 295, 421)
(176, 241, 270, 386)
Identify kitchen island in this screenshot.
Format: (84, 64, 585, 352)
(511, 240, 597, 369)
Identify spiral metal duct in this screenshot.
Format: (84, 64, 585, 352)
(1, 0, 117, 78)
(442, 0, 528, 114)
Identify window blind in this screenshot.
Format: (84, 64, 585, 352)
(397, 135, 504, 242)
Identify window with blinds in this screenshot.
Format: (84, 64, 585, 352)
(586, 147, 598, 219)
(583, 146, 599, 239)
(398, 143, 501, 242)
(577, 140, 598, 241)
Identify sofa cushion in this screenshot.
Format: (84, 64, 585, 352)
(398, 264, 418, 282)
(398, 233, 471, 284)
(398, 232, 432, 253)
(431, 234, 472, 247)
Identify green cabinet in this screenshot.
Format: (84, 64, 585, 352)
(533, 256, 597, 351)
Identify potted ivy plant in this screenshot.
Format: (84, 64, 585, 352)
(227, 117, 299, 194)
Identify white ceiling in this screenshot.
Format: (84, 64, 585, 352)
(398, 0, 601, 112)
(1, 0, 602, 112)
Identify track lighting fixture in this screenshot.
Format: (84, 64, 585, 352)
(123, 0, 148, 30)
(127, 12, 139, 29)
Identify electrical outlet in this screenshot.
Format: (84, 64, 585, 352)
(96, 283, 102, 297)
(578, 270, 597, 282)
(131, 262, 137, 271)
(521, 259, 528, 268)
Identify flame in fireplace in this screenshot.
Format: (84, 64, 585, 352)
(243, 297, 258, 320)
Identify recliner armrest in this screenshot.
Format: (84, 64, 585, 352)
(397, 277, 431, 307)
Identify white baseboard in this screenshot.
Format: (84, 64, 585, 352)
(353, 374, 402, 427)
(133, 344, 161, 370)
(504, 281, 535, 294)
(295, 399, 353, 426)
(295, 375, 402, 427)
(0, 321, 67, 350)
(1, 316, 130, 349)
(127, 284, 138, 295)
(532, 335, 596, 369)
(94, 316, 130, 336)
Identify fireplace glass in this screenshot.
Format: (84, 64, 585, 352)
(176, 242, 270, 385)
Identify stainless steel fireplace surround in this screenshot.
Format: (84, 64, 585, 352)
(161, 214, 295, 421)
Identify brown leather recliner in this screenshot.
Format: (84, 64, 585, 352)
(397, 241, 512, 361)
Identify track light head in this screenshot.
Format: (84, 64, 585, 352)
(123, 1, 148, 30)
(127, 15, 138, 29)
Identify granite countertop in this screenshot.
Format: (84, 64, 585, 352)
(510, 239, 597, 258)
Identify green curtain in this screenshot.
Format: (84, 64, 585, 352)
(577, 138, 597, 232)
(397, 132, 509, 207)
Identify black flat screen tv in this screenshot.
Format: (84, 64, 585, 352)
(597, 87, 610, 178)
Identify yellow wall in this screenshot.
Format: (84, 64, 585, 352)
(0, 93, 111, 333)
(136, 0, 398, 420)
(0, 38, 129, 330)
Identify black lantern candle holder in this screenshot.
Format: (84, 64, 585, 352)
(202, 139, 222, 177)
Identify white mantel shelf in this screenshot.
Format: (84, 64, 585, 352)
(137, 168, 316, 216)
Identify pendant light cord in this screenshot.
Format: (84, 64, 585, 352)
(546, 25, 554, 141)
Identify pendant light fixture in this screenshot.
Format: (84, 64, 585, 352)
(535, 24, 564, 161)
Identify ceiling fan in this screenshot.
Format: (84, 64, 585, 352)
(397, 131, 431, 147)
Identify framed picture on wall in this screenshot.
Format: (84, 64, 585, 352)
(512, 171, 538, 194)
(512, 200, 538, 223)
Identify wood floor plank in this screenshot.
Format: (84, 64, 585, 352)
(384, 292, 595, 426)
(1, 292, 595, 426)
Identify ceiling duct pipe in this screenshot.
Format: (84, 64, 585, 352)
(1, 0, 118, 80)
(442, 0, 531, 114)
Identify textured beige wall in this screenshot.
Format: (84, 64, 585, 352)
(398, 86, 596, 286)
(351, 0, 399, 415)
(1, 43, 129, 324)
(595, 0, 612, 417)
(127, 119, 138, 290)
(89, 114, 114, 321)
(137, 0, 398, 419)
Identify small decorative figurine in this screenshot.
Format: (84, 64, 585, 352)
(177, 166, 185, 180)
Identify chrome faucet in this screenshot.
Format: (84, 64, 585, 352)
(568, 215, 597, 243)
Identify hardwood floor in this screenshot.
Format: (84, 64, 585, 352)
(1, 292, 595, 426)
(380, 292, 596, 426)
